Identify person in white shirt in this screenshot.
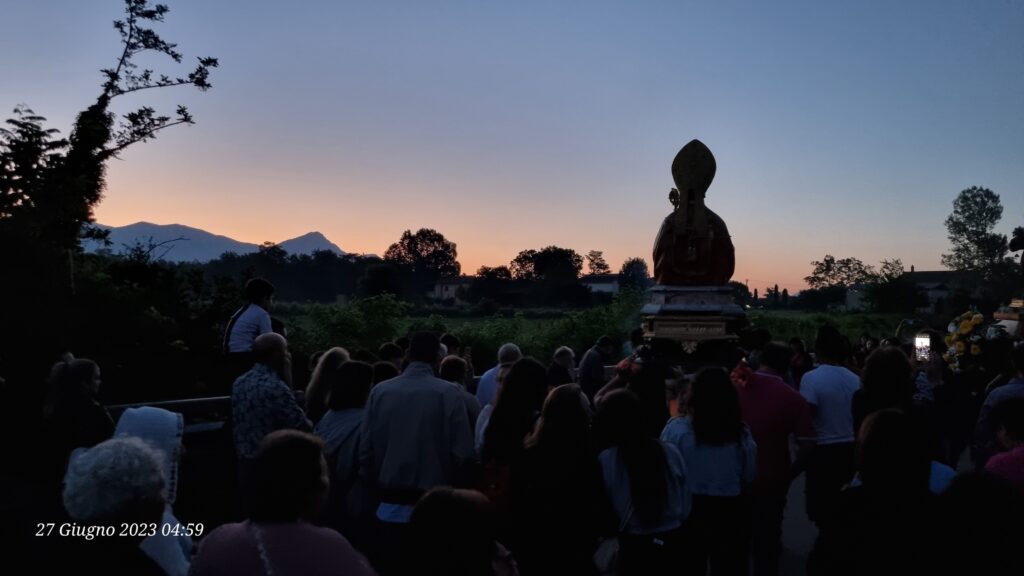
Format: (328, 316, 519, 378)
(475, 343, 522, 407)
(223, 278, 275, 381)
(799, 326, 860, 527)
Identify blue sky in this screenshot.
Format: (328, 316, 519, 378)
(2, 0, 1022, 291)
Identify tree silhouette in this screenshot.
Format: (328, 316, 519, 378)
(618, 257, 650, 291)
(804, 255, 876, 288)
(510, 246, 582, 282)
(383, 228, 461, 293)
(0, 0, 217, 378)
(941, 186, 1009, 275)
(586, 250, 611, 275)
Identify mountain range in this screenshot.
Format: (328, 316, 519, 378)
(84, 222, 346, 262)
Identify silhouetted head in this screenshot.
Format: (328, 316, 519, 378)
(46, 358, 102, 413)
(496, 342, 522, 366)
(482, 357, 548, 462)
(372, 361, 400, 384)
(856, 409, 929, 494)
(529, 384, 592, 452)
(439, 355, 468, 385)
(815, 325, 848, 364)
(1012, 342, 1024, 378)
(629, 327, 645, 348)
(250, 430, 328, 523)
(687, 367, 743, 445)
(411, 488, 497, 576)
(378, 342, 404, 369)
(596, 335, 615, 355)
(760, 342, 795, 374)
(408, 332, 442, 367)
(861, 346, 914, 409)
(245, 277, 275, 309)
(327, 361, 374, 411)
(309, 347, 350, 392)
(252, 333, 291, 383)
(552, 345, 575, 370)
(440, 333, 462, 354)
(993, 396, 1024, 449)
(63, 437, 165, 534)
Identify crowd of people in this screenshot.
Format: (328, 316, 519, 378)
(27, 278, 1024, 575)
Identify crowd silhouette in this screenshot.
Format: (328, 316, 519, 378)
(19, 281, 1024, 575)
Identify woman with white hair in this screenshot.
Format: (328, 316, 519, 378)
(59, 436, 168, 575)
(115, 406, 192, 576)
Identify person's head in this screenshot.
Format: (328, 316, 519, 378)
(596, 335, 615, 355)
(408, 332, 443, 367)
(378, 342, 405, 369)
(440, 333, 462, 355)
(814, 325, 848, 364)
(856, 409, 930, 494)
(410, 488, 497, 576)
(482, 357, 549, 461)
(552, 345, 575, 370)
(594, 389, 669, 523)
(861, 346, 914, 410)
(496, 342, 522, 366)
(864, 336, 881, 351)
(114, 406, 184, 505)
(759, 341, 794, 374)
(245, 277, 275, 309)
(687, 367, 743, 445)
(993, 397, 1024, 449)
(1012, 342, 1024, 378)
(309, 347, 350, 392)
(440, 355, 468, 385)
(47, 358, 102, 410)
(395, 336, 410, 351)
(790, 337, 807, 353)
(629, 327, 645, 348)
(252, 333, 291, 384)
(63, 437, 165, 533)
(372, 360, 400, 384)
(250, 430, 328, 522)
(270, 317, 287, 337)
(938, 469, 1024, 575)
(880, 337, 901, 349)
(529, 384, 592, 451)
(327, 361, 374, 411)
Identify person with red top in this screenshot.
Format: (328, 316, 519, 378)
(984, 396, 1024, 495)
(736, 342, 816, 576)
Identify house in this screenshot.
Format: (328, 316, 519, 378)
(580, 273, 620, 295)
(431, 276, 473, 302)
(899, 270, 978, 313)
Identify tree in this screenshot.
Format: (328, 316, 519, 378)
(359, 263, 405, 298)
(509, 246, 582, 282)
(781, 288, 789, 307)
(0, 0, 217, 378)
(772, 284, 780, 307)
(586, 250, 611, 275)
(618, 257, 650, 291)
(476, 265, 511, 280)
(1008, 226, 1023, 277)
(728, 280, 751, 305)
(941, 186, 1009, 275)
(383, 228, 461, 292)
(804, 255, 876, 289)
(753, 288, 759, 302)
(876, 258, 905, 282)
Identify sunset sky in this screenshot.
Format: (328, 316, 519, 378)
(3, 0, 1023, 292)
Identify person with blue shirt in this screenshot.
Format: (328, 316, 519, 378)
(663, 367, 756, 576)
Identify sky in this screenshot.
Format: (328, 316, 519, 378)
(2, 0, 1023, 292)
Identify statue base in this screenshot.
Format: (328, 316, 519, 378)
(641, 285, 747, 353)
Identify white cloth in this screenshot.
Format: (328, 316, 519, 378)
(475, 365, 499, 407)
(799, 364, 861, 445)
(114, 407, 192, 576)
(475, 404, 494, 454)
(226, 304, 272, 353)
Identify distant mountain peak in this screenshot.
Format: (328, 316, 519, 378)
(85, 222, 346, 262)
